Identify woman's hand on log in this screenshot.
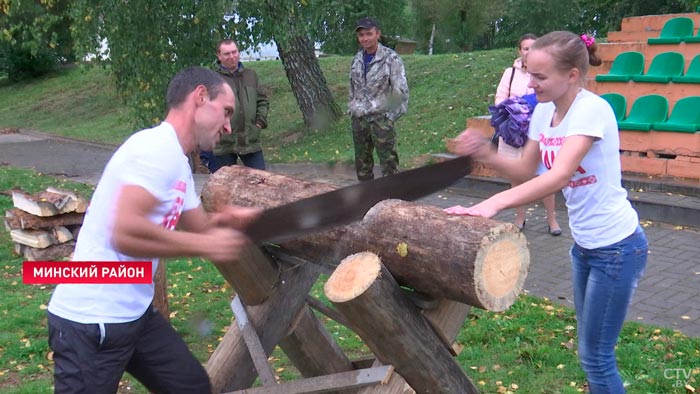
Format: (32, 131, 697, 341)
(444, 199, 500, 219)
(211, 205, 262, 231)
(446, 128, 492, 160)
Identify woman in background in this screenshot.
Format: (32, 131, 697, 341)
(495, 33, 561, 235)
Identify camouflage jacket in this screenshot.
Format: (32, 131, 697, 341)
(213, 62, 269, 155)
(348, 43, 409, 122)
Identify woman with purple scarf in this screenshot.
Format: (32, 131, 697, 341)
(494, 34, 562, 235)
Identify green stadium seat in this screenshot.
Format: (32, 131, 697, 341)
(671, 54, 700, 83)
(653, 96, 700, 133)
(595, 52, 645, 82)
(683, 24, 700, 43)
(600, 93, 627, 121)
(632, 52, 685, 83)
(647, 17, 695, 44)
(617, 95, 668, 131)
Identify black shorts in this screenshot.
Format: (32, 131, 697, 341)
(48, 306, 211, 394)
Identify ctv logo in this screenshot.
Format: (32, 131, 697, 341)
(664, 367, 696, 388)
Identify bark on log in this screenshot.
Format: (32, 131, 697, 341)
(202, 166, 529, 311)
(278, 306, 355, 382)
(212, 244, 277, 306)
(15, 241, 75, 261)
(358, 300, 473, 394)
(4, 208, 84, 231)
(325, 252, 478, 394)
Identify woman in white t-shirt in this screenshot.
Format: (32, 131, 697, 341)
(447, 31, 647, 394)
(495, 33, 561, 235)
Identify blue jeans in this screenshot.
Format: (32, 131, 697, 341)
(571, 225, 648, 394)
(200, 150, 266, 173)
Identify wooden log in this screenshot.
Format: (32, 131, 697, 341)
(422, 299, 472, 355)
(223, 366, 394, 394)
(4, 208, 84, 231)
(358, 359, 416, 394)
(45, 187, 89, 213)
(212, 244, 277, 306)
(204, 232, 354, 391)
(278, 305, 354, 379)
(10, 229, 56, 248)
(10, 226, 74, 249)
(201, 166, 529, 311)
(12, 188, 87, 217)
(16, 241, 75, 261)
(358, 300, 472, 394)
(206, 257, 322, 392)
(325, 252, 479, 394)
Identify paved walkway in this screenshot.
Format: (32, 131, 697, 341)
(1, 130, 699, 337)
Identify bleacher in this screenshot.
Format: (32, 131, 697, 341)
(464, 12, 700, 182)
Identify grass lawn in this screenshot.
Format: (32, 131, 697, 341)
(1, 50, 699, 393)
(0, 49, 514, 167)
(0, 167, 698, 393)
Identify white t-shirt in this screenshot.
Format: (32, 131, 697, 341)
(528, 89, 638, 249)
(48, 122, 199, 323)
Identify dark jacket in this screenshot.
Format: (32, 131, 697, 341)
(214, 62, 269, 155)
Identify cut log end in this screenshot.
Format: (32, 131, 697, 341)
(474, 226, 530, 312)
(325, 252, 381, 303)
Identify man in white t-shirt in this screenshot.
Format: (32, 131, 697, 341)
(47, 66, 260, 393)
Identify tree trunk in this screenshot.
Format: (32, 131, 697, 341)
(429, 23, 436, 56)
(265, 2, 342, 129)
(325, 252, 479, 394)
(152, 262, 169, 321)
(201, 166, 529, 312)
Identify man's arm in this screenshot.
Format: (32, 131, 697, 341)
(388, 55, 409, 121)
(111, 185, 252, 264)
(178, 204, 260, 233)
(254, 71, 269, 128)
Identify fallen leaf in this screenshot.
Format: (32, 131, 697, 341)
(396, 242, 408, 257)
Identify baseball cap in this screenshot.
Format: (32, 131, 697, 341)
(355, 17, 379, 31)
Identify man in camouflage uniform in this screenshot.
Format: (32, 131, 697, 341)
(200, 39, 269, 172)
(348, 17, 409, 181)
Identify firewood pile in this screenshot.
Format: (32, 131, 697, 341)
(4, 187, 87, 261)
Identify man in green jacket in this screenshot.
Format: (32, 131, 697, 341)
(349, 17, 409, 181)
(200, 39, 269, 172)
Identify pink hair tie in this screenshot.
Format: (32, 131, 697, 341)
(580, 34, 595, 48)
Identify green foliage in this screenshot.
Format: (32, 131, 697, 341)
(492, 0, 695, 48)
(232, 0, 410, 56)
(69, 0, 230, 129)
(0, 0, 74, 81)
(411, 0, 502, 53)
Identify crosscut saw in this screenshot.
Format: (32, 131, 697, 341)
(246, 155, 473, 244)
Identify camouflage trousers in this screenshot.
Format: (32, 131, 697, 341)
(351, 114, 399, 181)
